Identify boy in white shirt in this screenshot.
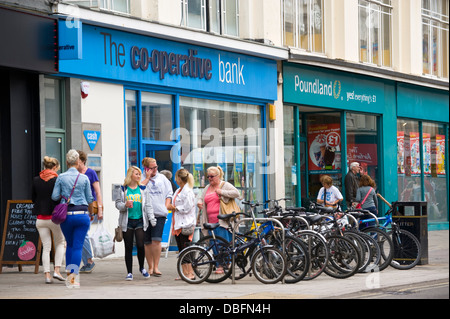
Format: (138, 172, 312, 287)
(317, 175, 343, 207)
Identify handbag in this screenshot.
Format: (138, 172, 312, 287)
(114, 226, 123, 242)
(181, 225, 195, 236)
(90, 222, 115, 258)
(52, 173, 80, 225)
(219, 182, 241, 221)
(356, 187, 373, 209)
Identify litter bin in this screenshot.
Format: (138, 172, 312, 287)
(392, 201, 428, 265)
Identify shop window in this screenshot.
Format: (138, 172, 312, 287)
(359, 0, 392, 67)
(397, 120, 421, 205)
(423, 122, 448, 222)
(306, 113, 341, 200)
(346, 113, 379, 188)
(181, 0, 239, 37)
(422, 0, 449, 79)
(179, 97, 263, 203)
(399, 120, 448, 222)
(284, 106, 296, 206)
(44, 77, 66, 172)
(282, 0, 325, 53)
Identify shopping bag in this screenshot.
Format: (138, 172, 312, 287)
(90, 223, 115, 258)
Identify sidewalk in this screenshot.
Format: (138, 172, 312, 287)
(0, 230, 448, 299)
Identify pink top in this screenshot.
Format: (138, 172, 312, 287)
(204, 190, 220, 223)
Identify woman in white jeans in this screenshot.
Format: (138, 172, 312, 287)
(32, 156, 65, 284)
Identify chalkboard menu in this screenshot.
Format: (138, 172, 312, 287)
(0, 200, 42, 273)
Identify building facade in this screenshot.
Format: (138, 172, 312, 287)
(0, 0, 448, 253)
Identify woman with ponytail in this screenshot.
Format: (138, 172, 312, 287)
(32, 156, 65, 284)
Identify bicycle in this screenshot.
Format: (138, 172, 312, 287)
(358, 195, 422, 270)
(176, 202, 287, 284)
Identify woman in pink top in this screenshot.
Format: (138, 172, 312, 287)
(197, 166, 240, 242)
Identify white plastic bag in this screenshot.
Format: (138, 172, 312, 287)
(90, 222, 115, 258)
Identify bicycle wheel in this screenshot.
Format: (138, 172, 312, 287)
(282, 236, 310, 283)
(343, 232, 368, 272)
(295, 230, 329, 280)
(324, 235, 361, 279)
(362, 227, 394, 271)
(390, 229, 422, 270)
(352, 231, 382, 273)
(195, 235, 233, 283)
(177, 246, 212, 284)
(251, 246, 287, 284)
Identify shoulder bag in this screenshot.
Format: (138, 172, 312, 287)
(219, 182, 241, 221)
(52, 173, 80, 225)
(355, 187, 373, 209)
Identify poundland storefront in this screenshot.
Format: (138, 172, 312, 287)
(282, 62, 449, 230)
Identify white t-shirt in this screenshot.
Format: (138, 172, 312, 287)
(317, 186, 343, 206)
(146, 173, 173, 218)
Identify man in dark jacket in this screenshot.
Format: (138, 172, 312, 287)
(344, 162, 360, 208)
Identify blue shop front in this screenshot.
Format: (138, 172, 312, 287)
(57, 21, 278, 205)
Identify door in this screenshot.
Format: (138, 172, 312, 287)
(141, 143, 180, 179)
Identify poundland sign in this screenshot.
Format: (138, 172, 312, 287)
(59, 23, 276, 101)
(283, 63, 385, 112)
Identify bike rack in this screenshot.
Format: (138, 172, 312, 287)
(231, 217, 285, 284)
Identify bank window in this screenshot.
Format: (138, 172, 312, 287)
(284, 106, 296, 206)
(422, 0, 449, 78)
(282, 0, 325, 53)
(179, 97, 263, 203)
(181, 0, 240, 36)
(359, 0, 392, 67)
(125, 90, 138, 167)
(141, 92, 173, 142)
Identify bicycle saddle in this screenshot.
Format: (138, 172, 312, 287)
(203, 222, 220, 230)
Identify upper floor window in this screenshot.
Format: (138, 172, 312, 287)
(422, 0, 449, 78)
(181, 0, 239, 37)
(282, 0, 325, 53)
(65, 0, 130, 14)
(358, 0, 392, 67)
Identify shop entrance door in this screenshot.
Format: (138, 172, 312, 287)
(142, 143, 180, 180)
(303, 112, 343, 202)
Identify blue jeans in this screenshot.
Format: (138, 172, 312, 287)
(60, 214, 90, 274)
(81, 228, 93, 266)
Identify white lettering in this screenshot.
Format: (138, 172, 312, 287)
(219, 54, 245, 85)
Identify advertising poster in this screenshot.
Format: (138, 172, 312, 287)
(423, 133, 431, 175)
(410, 132, 421, 175)
(397, 131, 405, 174)
(307, 124, 341, 171)
(436, 134, 446, 175)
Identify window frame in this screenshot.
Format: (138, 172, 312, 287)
(181, 0, 240, 37)
(358, 0, 393, 68)
(281, 0, 325, 54)
(421, 0, 449, 79)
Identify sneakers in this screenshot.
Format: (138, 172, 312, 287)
(80, 262, 95, 273)
(141, 268, 150, 279)
(125, 269, 150, 281)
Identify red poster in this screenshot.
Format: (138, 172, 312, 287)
(308, 124, 341, 170)
(347, 143, 378, 166)
(436, 134, 446, 175)
(397, 131, 405, 174)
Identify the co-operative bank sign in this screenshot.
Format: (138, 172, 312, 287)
(58, 22, 277, 101)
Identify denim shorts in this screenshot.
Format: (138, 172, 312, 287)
(127, 218, 144, 230)
(144, 217, 166, 244)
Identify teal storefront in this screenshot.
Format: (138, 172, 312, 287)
(282, 62, 449, 230)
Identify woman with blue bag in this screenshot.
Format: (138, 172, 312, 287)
(51, 149, 93, 288)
